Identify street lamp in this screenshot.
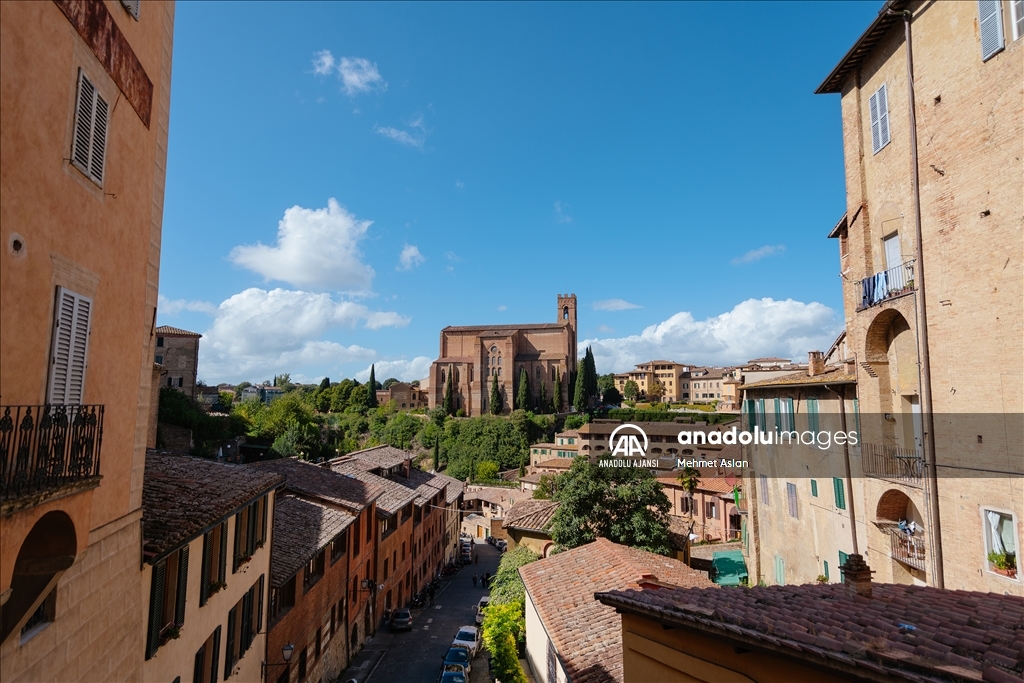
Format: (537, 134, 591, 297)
(261, 643, 295, 679)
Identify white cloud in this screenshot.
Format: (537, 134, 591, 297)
(229, 198, 375, 292)
(597, 324, 615, 333)
(594, 298, 642, 311)
(584, 298, 841, 373)
(455, 180, 464, 189)
(554, 201, 572, 224)
(732, 244, 786, 265)
(199, 287, 407, 380)
(339, 57, 386, 95)
(397, 244, 425, 271)
(312, 50, 336, 76)
(497, 305, 507, 311)
(158, 294, 217, 316)
(356, 357, 433, 383)
(374, 116, 426, 149)
(445, 251, 461, 262)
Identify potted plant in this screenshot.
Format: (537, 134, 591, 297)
(209, 580, 227, 596)
(816, 575, 829, 585)
(161, 623, 182, 641)
(987, 551, 1017, 578)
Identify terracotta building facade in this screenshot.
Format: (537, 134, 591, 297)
(427, 295, 577, 416)
(1, 1, 175, 681)
(154, 325, 201, 400)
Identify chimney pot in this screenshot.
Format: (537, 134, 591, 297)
(808, 351, 825, 377)
(840, 554, 873, 598)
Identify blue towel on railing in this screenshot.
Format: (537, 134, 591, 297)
(874, 270, 888, 303)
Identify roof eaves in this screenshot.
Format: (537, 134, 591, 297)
(814, 0, 908, 95)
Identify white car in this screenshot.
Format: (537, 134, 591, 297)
(451, 626, 481, 658)
(475, 596, 490, 626)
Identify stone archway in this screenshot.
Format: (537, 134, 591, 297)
(1, 510, 77, 644)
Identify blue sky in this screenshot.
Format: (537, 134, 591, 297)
(158, 1, 879, 385)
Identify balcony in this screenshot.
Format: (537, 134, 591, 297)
(0, 405, 103, 503)
(862, 443, 923, 487)
(885, 526, 926, 572)
(857, 260, 915, 310)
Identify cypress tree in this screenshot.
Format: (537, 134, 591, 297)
(573, 363, 586, 411)
(553, 370, 563, 413)
(517, 367, 531, 411)
(433, 437, 440, 472)
(538, 380, 547, 415)
(443, 368, 454, 416)
(366, 365, 378, 408)
(319, 376, 331, 391)
(489, 373, 503, 415)
(584, 347, 598, 399)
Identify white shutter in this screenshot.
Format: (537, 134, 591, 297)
(121, 0, 141, 20)
(1013, 0, 1024, 41)
(48, 287, 93, 405)
(978, 0, 1005, 61)
(70, 70, 108, 185)
(868, 89, 881, 154)
(876, 84, 890, 149)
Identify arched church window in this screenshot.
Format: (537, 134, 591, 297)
(441, 369, 446, 383)
(563, 307, 569, 320)
(497, 357, 502, 366)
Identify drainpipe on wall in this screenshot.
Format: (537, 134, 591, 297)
(825, 384, 859, 555)
(888, 5, 944, 589)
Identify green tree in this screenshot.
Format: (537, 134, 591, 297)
(443, 369, 454, 416)
(550, 459, 672, 555)
(537, 380, 547, 415)
(573, 364, 586, 411)
(516, 368, 531, 411)
(433, 437, 440, 472)
(348, 384, 369, 412)
(623, 380, 640, 401)
(602, 386, 623, 406)
(382, 377, 400, 389)
(489, 373, 503, 415)
(366, 365, 379, 408)
(563, 413, 588, 430)
(318, 376, 331, 391)
(677, 466, 701, 501)
(648, 380, 665, 403)
(553, 370, 563, 413)
(234, 381, 252, 401)
(477, 460, 500, 481)
(584, 347, 598, 399)
(489, 546, 540, 605)
(532, 474, 558, 499)
(481, 603, 528, 683)
(597, 373, 616, 393)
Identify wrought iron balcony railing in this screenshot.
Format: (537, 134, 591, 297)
(0, 404, 103, 502)
(887, 526, 926, 572)
(857, 259, 915, 310)
(862, 442, 923, 486)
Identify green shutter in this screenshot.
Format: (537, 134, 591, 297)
(810, 479, 818, 497)
(839, 551, 850, 579)
(853, 398, 860, 435)
(833, 477, 846, 510)
(823, 561, 829, 581)
(773, 398, 781, 432)
(807, 398, 819, 434)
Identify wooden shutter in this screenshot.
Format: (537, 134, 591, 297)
(70, 71, 108, 185)
(120, 0, 140, 20)
(868, 84, 890, 154)
(175, 545, 189, 627)
(200, 532, 212, 606)
(241, 588, 253, 652)
(218, 522, 228, 584)
(225, 607, 236, 679)
(247, 503, 258, 556)
(211, 626, 221, 683)
(833, 477, 846, 510)
(233, 513, 242, 572)
(259, 496, 268, 545)
(255, 575, 265, 633)
(193, 645, 205, 683)
(979, 0, 1005, 61)
(48, 287, 92, 405)
(146, 560, 166, 660)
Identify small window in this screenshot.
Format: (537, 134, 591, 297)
(178, 377, 184, 388)
(193, 626, 221, 683)
(269, 576, 296, 625)
(704, 500, 717, 519)
(234, 496, 267, 572)
(807, 398, 820, 435)
(786, 482, 798, 518)
(199, 522, 228, 607)
(225, 575, 264, 678)
(146, 547, 189, 659)
(983, 509, 1018, 577)
(868, 83, 891, 154)
(303, 550, 325, 592)
(833, 477, 846, 510)
(978, 0, 1006, 60)
(839, 550, 850, 577)
(71, 70, 109, 185)
(298, 648, 308, 682)
(20, 588, 56, 642)
(155, 355, 163, 364)
(157, 336, 165, 347)
(47, 287, 93, 405)
(774, 555, 785, 586)
(810, 479, 818, 497)
(823, 561, 829, 582)
(1012, 0, 1024, 41)
(331, 530, 348, 564)
(759, 474, 770, 506)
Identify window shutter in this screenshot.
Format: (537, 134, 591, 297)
(811, 479, 818, 497)
(978, 0, 1005, 61)
(175, 545, 189, 627)
(833, 477, 846, 510)
(225, 607, 236, 679)
(218, 522, 228, 584)
(773, 398, 781, 432)
(146, 560, 166, 660)
(193, 646, 205, 683)
(256, 575, 265, 633)
(869, 89, 881, 153)
(233, 513, 242, 572)
(200, 532, 212, 606)
(120, 0, 140, 20)
(247, 504, 258, 556)
(211, 626, 221, 683)
(241, 589, 253, 651)
(89, 93, 109, 183)
(48, 288, 92, 405)
(876, 84, 890, 150)
(787, 482, 798, 518)
(260, 497, 268, 545)
(71, 71, 108, 185)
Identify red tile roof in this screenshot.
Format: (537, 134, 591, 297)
(270, 494, 355, 587)
(142, 452, 284, 561)
(329, 460, 417, 514)
(343, 444, 412, 470)
(596, 583, 1024, 683)
(249, 457, 382, 512)
(503, 500, 559, 532)
(154, 325, 201, 337)
(519, 538, 716, 683)
(534, 457, 575, 470)
(742, 365, 856, 389)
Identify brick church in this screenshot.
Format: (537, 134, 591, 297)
(426, 294, 578, 416)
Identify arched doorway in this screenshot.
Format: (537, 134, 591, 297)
(1, 511, 77, 643)
(875, 489, 926, 577)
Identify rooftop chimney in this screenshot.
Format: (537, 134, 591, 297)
(808, 351, 825, 377)
(844, 359, 857, 376)
(840, 554, 874, 598)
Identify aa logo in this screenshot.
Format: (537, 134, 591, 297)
(609, 424, 649, 457)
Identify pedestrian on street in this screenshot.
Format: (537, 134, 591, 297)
(472, 573, 478, 587)
(474, 554, 479, 565)
(483, 572, 490, 588)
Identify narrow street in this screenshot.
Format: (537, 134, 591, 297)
(339, 541, 503, 683)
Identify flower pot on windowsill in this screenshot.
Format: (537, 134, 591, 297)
(160, 624, 182, 642)
(209, 580, 227, 596)
(993, 567, 1018, 579)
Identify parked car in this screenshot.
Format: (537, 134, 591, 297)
(475, 596, 490, 626)
(461, 548, 472, 565)
(390, 608, 413, 631)
(495, 539, 507, 552)
(451, 626, 481, 658)
(443, 647, 472, 675)
(438, 663, 468, 683)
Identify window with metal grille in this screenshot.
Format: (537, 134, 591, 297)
(786, 482, 798, 518)
(978, 0, 1006, 60)
(47, 287, 92, 405)
(868, 83, 890, 154)
(71, 70, 109, 185)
